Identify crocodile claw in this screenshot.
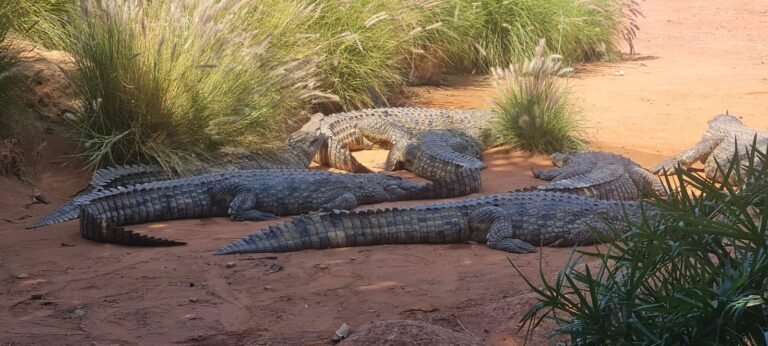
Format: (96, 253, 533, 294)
(488, 238, 537, 253)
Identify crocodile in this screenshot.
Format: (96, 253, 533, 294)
(307, 107, 494, 173)
(532, 151, 667, 200)
(357, 119, 485, 198)
(27, 130, 328, 229)
(215, 190, 651, 255)
(77, 169, 427, 246)
(652, 113, 768, 182)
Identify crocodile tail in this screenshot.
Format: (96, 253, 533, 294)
(91, 164, 169, 189)
(28, 164, 170, 229)
(27, 199, 84, 229)
(215, 206, 469, 255)
(80, 205, 185, 246)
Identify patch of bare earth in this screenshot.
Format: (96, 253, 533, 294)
(2, 0, 768, 345)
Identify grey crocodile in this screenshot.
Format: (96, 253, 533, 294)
(77, 169, 427, 246)
(27, 131, 327, 229)
(308, 107, 494, 173)
(652, 113, 768, 182)
(532, 151, 666, 200)
(358, 120, 485, 198)
(215, 191, 650, 255)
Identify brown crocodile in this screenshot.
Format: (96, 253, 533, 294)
(652, 113, 768, 182)
(306, 107, 493, 173)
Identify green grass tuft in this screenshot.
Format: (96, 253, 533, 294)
(430, 0, 642, 73)
(489, 39, 584, 154)
(0, 4, 21, 113)
(516, 143, 768, 344)
(67, 0, 324, 171)
(8, 0, 76, 50)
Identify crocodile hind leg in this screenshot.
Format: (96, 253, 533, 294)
(470, 206, 536, 253)
(228, 193, 278, 221)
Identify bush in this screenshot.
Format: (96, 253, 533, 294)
(516, 143, 768, 344)
(67, 0, 325, 171)
(489, 39, 583, 154)
(302, 0, 439, 110)
(0, 4, 21, 112)
(431, 0, 642, 73)
(9, 0, 75, 50)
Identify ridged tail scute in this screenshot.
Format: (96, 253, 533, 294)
(27, 200, 83, 229)
(28, 164, 169, 229)
(26, 189, 112, 229)
(80, 205, 185, 246)
(215, 206, 470, 255)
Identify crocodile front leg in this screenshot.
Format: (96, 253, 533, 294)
(652, 133, 724, 175)
(229, 193, 278, 221)
(319, 193, 359, 211)
(470, 206, 536, 253)
(531, 167, 565, 181)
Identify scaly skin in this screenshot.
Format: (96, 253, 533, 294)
(308, 107, 494, 173)
(390, 129, 485, 198)
(652, 113, 768, 182)
(216, 191, 651, 255)
(27, 131, 327, 229)
(77, 169, 427, 246)
(358, 120, 485, 198)
(532, 151, 667, 200)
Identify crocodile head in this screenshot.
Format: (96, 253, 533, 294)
(355, 174, 426, 202)
(550, 152, 569, 167)
(286, 131, 329, 162)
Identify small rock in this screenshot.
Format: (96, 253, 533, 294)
(263, 285, 274, 291)
(188, 297, 199, 303)
(30, 294, 44, 300)
(266, 263, 282, 274)
(225, 262, 236, 269)
(189, 282, 195, 287)
(60, 243, 76, 247)
(315, 263, 329, 270)
(33, 192, 51, 205)
(182, 314, 200, 320)
(331, 323, 350, 343)
(15, 273, 30, 279)
(70, 306, 87, 318)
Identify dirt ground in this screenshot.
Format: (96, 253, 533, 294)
(2, 0, 768, 344)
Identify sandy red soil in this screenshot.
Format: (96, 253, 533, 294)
(2, 0, 768, 345)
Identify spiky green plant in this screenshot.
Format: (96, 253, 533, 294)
(67, 0, 325, 171)
(489, 39, 583, 154)
(515, 142, 768, 344)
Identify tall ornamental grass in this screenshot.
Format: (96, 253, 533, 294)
(490, 39, 584, 154)
(0, 3, 21, 113)
(68, 0, 326, 170)
(432, 0, 643, 73)
(516, 142, 768, 344)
